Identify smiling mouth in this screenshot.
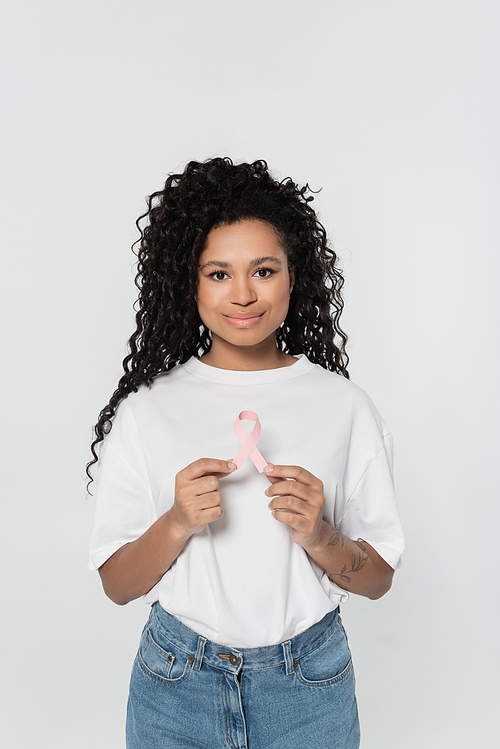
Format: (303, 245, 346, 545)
(223, 313, 264, 328)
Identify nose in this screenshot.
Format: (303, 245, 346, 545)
(230, 276, 258, 305)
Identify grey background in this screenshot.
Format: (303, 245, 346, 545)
(1, 1, 498, 747)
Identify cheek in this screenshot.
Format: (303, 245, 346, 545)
(195, 284, 220, 323)
(195, 283, 211, 310)
(276, 281, 292, 309)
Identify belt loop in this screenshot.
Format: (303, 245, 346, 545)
(193, 636, 206, 671)
(282, 640, 294, 675)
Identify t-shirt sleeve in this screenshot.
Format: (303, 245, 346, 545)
(87, 401, 157, 571)
(339, 433, 404, 571)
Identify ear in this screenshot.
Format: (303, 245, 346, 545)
(288, 267, 295, 295)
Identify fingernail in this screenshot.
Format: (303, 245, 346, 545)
(228, 462, 237, 470)
(264, 463, 274, 473)
(264, 487, 270, 496)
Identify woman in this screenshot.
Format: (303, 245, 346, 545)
(87, 157, 404, 749)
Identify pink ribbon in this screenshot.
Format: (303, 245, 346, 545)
(233, 411, 268, 473)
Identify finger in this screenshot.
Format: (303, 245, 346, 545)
(188, 500, 224, 531)
(188, 474, 221, 497)
(263, 474, 282, 486)
(263, 463, 323, 491)
(203, 505, 224, 524)
(268, 494, 309, 517)
(197, 490, 224, 509)
(271, 508, 311, 531)
(181, 458, 237, 481)
(176, 474, 223, 503)
(178, 491, 224, 520)
(216, 458, 239, 480)
(265, 479, 315, 503)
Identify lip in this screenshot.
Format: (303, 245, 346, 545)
(223, 313, 265, 328)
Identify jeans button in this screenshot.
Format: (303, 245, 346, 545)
(229, 654, 239, 666)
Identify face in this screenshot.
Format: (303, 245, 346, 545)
(196, 220, 295, 353)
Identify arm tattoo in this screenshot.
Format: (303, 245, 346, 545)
(327, 539, 369, 584)
(327, 528, 345, 547)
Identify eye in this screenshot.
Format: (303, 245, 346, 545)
(207, 267, 276, 281)
(254, 267, 275, 278)
(208, 271, 229, 281)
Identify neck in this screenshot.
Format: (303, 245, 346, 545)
(198, 334, 297, 371)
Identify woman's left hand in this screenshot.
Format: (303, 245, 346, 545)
(263, 463, 327, 551)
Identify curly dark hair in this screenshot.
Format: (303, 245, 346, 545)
(86, 157, 349, 490)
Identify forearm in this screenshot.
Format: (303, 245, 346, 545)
(304, 520, 394, 600)
(98, 509, 190, 605)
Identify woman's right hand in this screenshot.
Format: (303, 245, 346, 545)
(169, 458, 237, 540)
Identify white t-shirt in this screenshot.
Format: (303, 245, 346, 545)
(88, 354, 404, 648)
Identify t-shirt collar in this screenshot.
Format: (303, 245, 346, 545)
(182, 353, 315, 386)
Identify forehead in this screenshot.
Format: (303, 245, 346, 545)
(201, 220, 285, 259)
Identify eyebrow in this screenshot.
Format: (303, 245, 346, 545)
(198, 255, 283, 270)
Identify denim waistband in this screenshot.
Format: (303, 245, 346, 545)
(150, 602, 340, 675)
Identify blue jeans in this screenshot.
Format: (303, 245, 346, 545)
(126, 602, 360, 748)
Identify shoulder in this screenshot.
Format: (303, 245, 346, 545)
(115, 364, 187, 411)
(106, 366, 186, 443)
(306, 363, 391, 436)
(307, 363, 376, 404)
